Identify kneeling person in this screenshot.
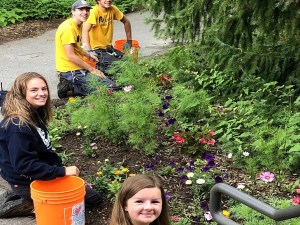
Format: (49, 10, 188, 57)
(82, 0, 133, 75)
(56, 0, 117, 98)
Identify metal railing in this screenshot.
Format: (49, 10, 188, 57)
(209, 183, 300, 225)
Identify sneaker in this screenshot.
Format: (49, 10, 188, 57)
(57, 76, 74, 99)
(0, 190, 34, 218)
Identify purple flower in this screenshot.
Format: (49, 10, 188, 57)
(204, 153, 215, 162)
(207, 160, 215, 167)
(181, 175, 188, 182)
(168, 118, 176, 125)
(143, 164, 155, 171)
(215, 176, 223, 183)
(201, 201, 209, 211)
(202, 165, 211, 172)
(170, 161, 176, 167)
(165, 95, 173, 100)
(165, 192, 171, 201)
(152, 156, 160, 163)
(162, 102, 170, 109)
(176, 167, 184, 173)
(157, 110, 164, 117)
(223, 173, 229, 178)
(189, 160, 195, 166)
(187, 165, 194, 172)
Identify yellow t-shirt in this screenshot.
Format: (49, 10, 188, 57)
(55, 18, 84, 72)
(85, 5, 123, 49)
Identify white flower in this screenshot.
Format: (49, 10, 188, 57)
(123, 85, 133, 93)
(76, 132, 81, 136)
(187, 172, 194, 178)
(196, 179, 205, 185)
(243, 151, 250, 157)
(185, 180, 192, 185)
(227, 153, 233, 159)
(104, 159, 109, 162)
(77, 125, 82, 129)
(237, 184, 245, 190)
(83, 126, 88, 129)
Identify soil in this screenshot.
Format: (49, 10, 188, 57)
(0, 19, 63, 45)
(2, 20, 299, 225)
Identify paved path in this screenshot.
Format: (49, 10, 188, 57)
(0, 11, 171, 224)
(0, 11, 171, 99)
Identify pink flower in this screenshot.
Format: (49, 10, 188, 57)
(209, 129, 214, 136)
(259, 171, 275, 183)
(204, 212, 212, 221)
(199, 137, 207, 144)
(108, 89, 113, 95)
(207, 139, 216, 145)
(296, 189, 300, 194)
(123, 85, 133, 92)
(291, 196, 300, 205)
(170, 215, 180, 222)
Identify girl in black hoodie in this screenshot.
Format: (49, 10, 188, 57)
(0, 72, 103, 218)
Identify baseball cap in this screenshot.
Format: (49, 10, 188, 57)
(71, 0, 92, 10)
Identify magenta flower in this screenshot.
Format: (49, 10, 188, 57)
(260, 171, 275, 182)
(291, 196, 300, 205)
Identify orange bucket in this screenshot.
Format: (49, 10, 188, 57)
(114, 39, 140, 62)
(83, 56, 97, 68)
(30, 176, 86, 225)
(114, 39, 139, 52)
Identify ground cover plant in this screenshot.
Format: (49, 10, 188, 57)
(49, 44, 300, 224)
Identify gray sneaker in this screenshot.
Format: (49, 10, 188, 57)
(0, 189, 34, 218)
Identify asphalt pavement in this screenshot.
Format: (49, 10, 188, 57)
(0, 11, 171, 224)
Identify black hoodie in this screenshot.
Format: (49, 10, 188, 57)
(0, 117, 65, 185)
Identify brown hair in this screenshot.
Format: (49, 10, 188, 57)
(109, 174, 170, 225)
(1, 72, 52, 127)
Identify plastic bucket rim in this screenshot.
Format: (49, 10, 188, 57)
(30, 176, 85, 195)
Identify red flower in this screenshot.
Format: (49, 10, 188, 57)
(199, 137, 207, 144)
(207, 139, 216, 145)
(172, 134, 185, 143)
(108, 89, 113, 95)
(209, 129, 214, 136)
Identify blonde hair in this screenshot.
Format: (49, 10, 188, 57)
(1, 72, 52, 127)
(109, 174, 170, 225)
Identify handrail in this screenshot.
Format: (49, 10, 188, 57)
(209, 183, 300, 225)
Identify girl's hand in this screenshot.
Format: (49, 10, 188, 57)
(65, 166, 80, 176)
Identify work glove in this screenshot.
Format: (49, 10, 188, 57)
(87, 50, 98, 57)
(123, 40, 132, 50)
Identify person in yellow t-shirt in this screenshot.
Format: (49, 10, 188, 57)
(82, 0, 132, 74)
(56, 0, 119, 98)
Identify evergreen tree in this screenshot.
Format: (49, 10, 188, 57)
(140, 0, 300, 86)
